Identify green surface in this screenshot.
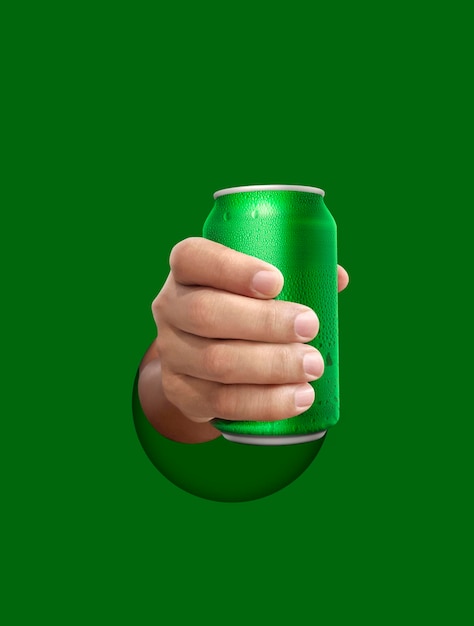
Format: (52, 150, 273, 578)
(2, 2, 472, 624)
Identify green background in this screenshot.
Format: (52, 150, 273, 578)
(2, 2, 472, 623)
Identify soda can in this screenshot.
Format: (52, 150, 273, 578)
(203, 184, 339, 445)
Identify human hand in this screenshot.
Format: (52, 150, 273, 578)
(151, 237, 349, 425)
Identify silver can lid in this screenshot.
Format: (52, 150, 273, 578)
(214, 184, 325, 199)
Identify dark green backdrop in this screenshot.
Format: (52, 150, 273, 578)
(3, 2, 472, 623)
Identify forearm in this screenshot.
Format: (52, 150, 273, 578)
(138, 342, 221, 444)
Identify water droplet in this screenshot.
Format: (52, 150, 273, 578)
(251, 209, 259, 219)
(224, 212, 231, 221)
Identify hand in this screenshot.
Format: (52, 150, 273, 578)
(150, 237, 349, 427)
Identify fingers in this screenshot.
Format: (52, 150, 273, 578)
(161, 368, 316, 423)
(161, 329, 325, 384)
(155, 283, 319, 343)
(171, 237, 349, 297)
(338, 264, 349, 292)
(169, 237, 284, 299)
(153, 239, 349, 427)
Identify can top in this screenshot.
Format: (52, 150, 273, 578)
(213, 184, 325, 199)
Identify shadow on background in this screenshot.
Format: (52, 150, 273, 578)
(132, 372, 325, 502)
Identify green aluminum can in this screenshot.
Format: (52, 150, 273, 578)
(203, 184, 339, 445)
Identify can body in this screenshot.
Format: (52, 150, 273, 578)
(203, 185, 339, 445)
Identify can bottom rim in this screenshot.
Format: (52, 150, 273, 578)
(221, 430, 327, 446)
(213, 184, 325, 199)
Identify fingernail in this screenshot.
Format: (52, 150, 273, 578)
(294, 310, 319, 340)
(294, 384, 315, 410)
(303, 352, 324, 380)
(252, 270, 282, 296)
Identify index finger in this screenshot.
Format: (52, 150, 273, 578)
(169, 237, 284, 299)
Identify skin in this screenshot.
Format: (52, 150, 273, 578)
(138, 237, 350, 444)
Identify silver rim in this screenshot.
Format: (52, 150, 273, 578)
(214, 184, 325, 199)
(221, 431, 327, 446)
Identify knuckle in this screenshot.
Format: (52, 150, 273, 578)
(256, 402, 279, 422)
(188, 290, 216, 332)
(151, 293, 164, 322)
(261, 301, 280, 337)
(169, 238, 187, 268)
(214, 245, 240, 279)
(155, 331, 170, 360)
(161, 368, 180, 402)
(151, 274, 173, 324)
(212, 384, 238, 418)
(269, 345, 294, 382)
(202, 342, 234, 383)
(169, 237, 200, 276)
(263, 300, 296, 340)
(252, 389, 281, 421)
